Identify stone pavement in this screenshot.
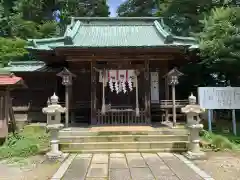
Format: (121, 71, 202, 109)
(52, 153, 214, 180)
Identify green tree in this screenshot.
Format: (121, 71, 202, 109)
(0, 0, 110, 65)
(117, 0, 156, 17)
(0, 37, 27, 66)
(155, 0, 237, 36)
(59, 0, 109, 17)
(0, 0, 57, 38)
(197, 6, 240, 84)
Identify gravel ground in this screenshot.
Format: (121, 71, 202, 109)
(0, 155, 61, 180)
(194, 151, 240, 180)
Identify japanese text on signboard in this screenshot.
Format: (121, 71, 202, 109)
(198, 87, 240, 109)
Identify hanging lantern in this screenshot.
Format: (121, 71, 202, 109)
(57, 68, 76, 86)
(163, 68, 183, 86)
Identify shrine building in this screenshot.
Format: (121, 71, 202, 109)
(3, 17, 198, 126)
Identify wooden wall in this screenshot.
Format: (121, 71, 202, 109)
(11, 72, 59, 122)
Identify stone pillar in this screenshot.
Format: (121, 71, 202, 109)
(186, 124, 205, 159)
(181, 93, 206, 160)
(42, 93, 66, 159)
(46, 124, 64, 159)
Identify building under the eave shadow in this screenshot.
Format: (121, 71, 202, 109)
(4, 17, 199, 126)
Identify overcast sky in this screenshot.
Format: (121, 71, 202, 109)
(108, 0, 126, 17)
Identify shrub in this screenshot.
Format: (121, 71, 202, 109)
(200, 130, 239, 151)
(211, 135, 236, 150)
(0, 125, 49, 159)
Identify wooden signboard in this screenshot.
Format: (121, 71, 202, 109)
(150, 72, 159, 103)
(198, 87, 239, 135)
(198, 87, 240, 109)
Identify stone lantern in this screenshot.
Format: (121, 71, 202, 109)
(181, 93, 205, 126)
(42, 93, 66, 159)
(181, 93, 206, 160)
(42, 93, 66, 125)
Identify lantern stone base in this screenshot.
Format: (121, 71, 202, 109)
(184, 150, 206, 160)
(46, 124, 64, 160)
(47, 140, 63, 160)
(47, 151, 63, 160)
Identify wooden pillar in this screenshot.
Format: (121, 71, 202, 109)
(0, 91, 3, 121)
(4, 90, 9, 135)
(0, 90, 8, 138)
(65, 85, 69, 127)
(144, 60, 151, 123)
(164, 61, 169, 122)
(164, 61, 170, 100)
(69, 85, 75, 124)
(91, 61, 97, 125)
(5, 90, 9, 124)
(172, 85, 176, 126)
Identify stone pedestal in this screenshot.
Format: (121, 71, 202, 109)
(185, 124, 206, 160)
(46, 124, 64, 159)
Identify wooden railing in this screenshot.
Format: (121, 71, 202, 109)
(96, 108, 146, 125)
(159, 100, 188, 108)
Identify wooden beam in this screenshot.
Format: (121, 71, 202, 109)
(90, 59, 97, 125)
(94, 64, 144, 70)
(65, 53, 175, 61)
(55, 46, 187, 55)
(66, 57, 173, 62)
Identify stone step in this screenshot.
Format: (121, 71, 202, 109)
(59, 129, 189, 137)
(61, 148, 187, 153)
(59, 135, 188, 143)
(60, 141, 188, 151)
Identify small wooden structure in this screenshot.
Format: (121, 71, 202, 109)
(3, 17, 198, 126)
(0, 72, 25, 138)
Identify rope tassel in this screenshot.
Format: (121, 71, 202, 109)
(115, 81, 119, 94)
(122, 81, 127, 93)
(128, 78, 133, 91)
(109, 79, 114, 92)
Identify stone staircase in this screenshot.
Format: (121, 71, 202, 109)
(59, 127, 189, 153)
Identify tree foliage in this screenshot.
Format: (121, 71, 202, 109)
(0, 37, 27, 66)
(0, 0, 110, 66)
(117, 0, 156, 17)
(197, 6, 240, 84)
(155, 0, 238, 36)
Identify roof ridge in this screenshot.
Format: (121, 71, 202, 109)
(8, 61, 45, 66)
(154, 19, 198, 46)
(72, 17, 161, 21)
(64, 20, 81, 45)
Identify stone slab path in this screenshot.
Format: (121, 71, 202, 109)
(52, 153, 214, 180)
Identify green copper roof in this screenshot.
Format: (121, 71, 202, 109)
(2, 61, 45, 72)
(27, 17, 198, 50)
